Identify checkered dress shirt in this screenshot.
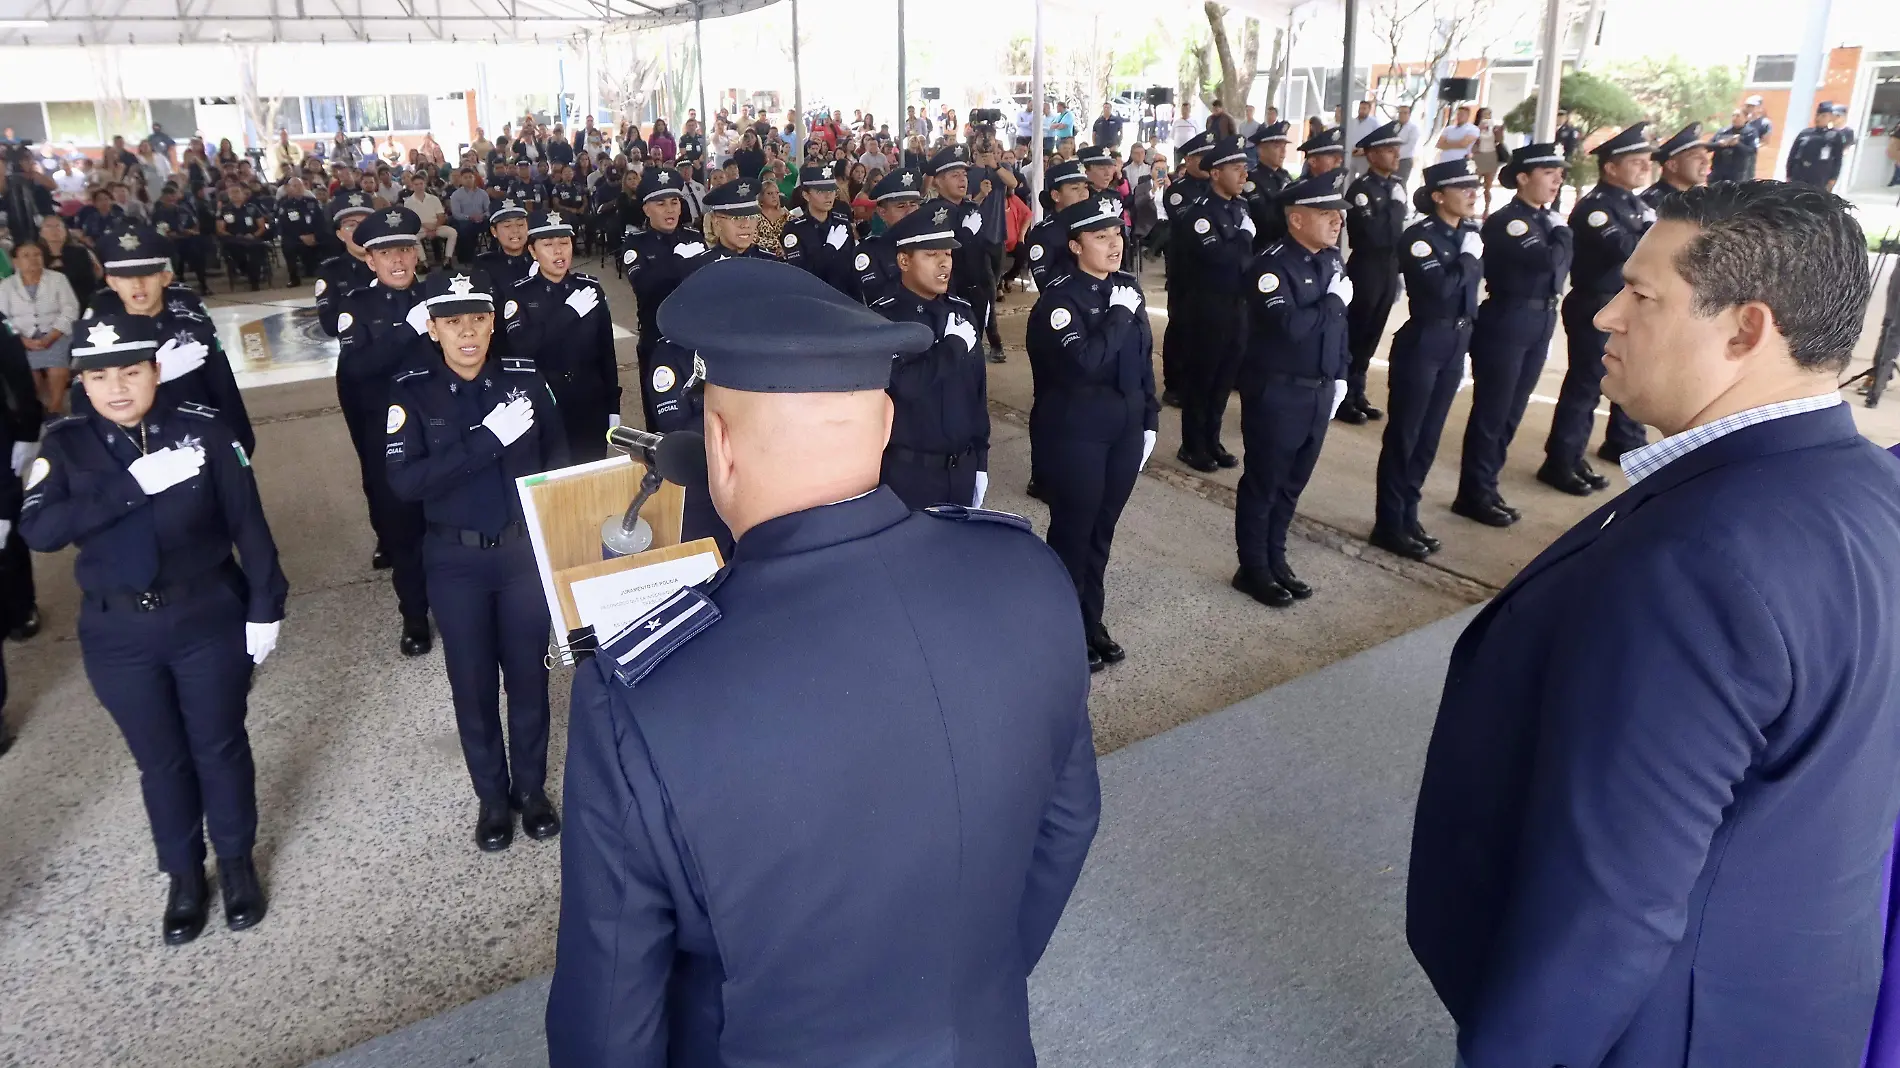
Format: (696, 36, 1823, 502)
(1618, 391, 1844, 486)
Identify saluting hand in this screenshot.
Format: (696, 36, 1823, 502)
(1544, 209, 1568, 229)
(1459, 230, 1485, 260)
(1325, 272, 1355, 307)
(564, 286, 600, 318)
(481, 396, 536, 446)
(128, 446, 206, 495)
(405, 300, 432, 335)
(155, 337, 209, 383)
(1108, 285, 1142, 314)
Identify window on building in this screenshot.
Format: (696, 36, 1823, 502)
(348, 94, 389, 133)
(98, 99, 152, 144)
(0, 103, 48, 144)
(306, 97, 345, 134)
(1750, 54, 1797, 85)
(45, 101, 101, 145)
(273, 97, 306, 135)
(390, 94, 429, 131)
(148, 98, 197, 140)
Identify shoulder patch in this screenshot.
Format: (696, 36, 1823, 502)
(1354, 192, 1369, 207)
(1410, 239, 1433, 258)
(601, 586, 723, 688)
(176, 401, 219, 420)
(336, 312, 355, 333)
(1506, 218, 1529, 237)
(1587, 209, 1609, 228)
(314, 278, 328, 296)
(1029, 243, 1045, 261)
(854, 252, 872, 271)
(623, 248, 638, 265)
(1193, 217, 1211, 234)
(24, 456, 50, 489)
(782, 231, 799, 248)
(1050, 306, 1072, 329)
(1257, 272, 1280, 294)
(504, 299, 520, 319)
(387, 405, 407, 433)
(922, 503, 1034, 531)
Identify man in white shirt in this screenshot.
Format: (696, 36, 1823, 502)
(1438, 105, 1479, 162)
(1237, 105, 1261, 141)
(1345, 100, 1379, 177)
(52, 158, 88, 205)
(1396, 104, 1423, 185)
(1016, 104, 1035, 146)
(1170, 102, 1197, 150)
(401, 170, 454, 266)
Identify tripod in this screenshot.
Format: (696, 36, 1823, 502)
(1844, 189, 1900, 407)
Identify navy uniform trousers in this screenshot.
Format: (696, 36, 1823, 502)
(1376, 319, 1471, 533)
(1177, 291, 1246, 457)
(1033, 421, 1142, 634)
(1344, 251, 1400, 403)
(1459, 298, 1558, 503)
(1235, 378, 1333, 572)
(1544, 291, 1646, 466)
(336, 375, 428, 620)
(79, 578, 256, 873)
(422, 533, 550, 806)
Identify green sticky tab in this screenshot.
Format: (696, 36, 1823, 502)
(232, 441, 250, 467)
(522, 474, 548, 487)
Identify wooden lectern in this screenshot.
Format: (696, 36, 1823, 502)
(516, 454, 724, 664)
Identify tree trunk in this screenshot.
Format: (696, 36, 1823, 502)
(1264, 27, 1284, 113)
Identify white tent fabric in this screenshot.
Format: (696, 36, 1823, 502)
(0, 0, 782, 46)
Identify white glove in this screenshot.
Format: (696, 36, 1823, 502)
(1544, 210, 1568, 229)
(1140, 429, 1156, 471)
(674, 241, 704, 259)
(405, 300, 431, 335)
(1640, 206, 1657, 226)
(944, 313, 978, 351)
(10, 441, 34, 476)
(972, 470, 988, 508)
(1326, 273, 1355, 307)
(0, 519, 10, 541)
(564, 287, 600, 318)
(128, 446, 206, 495)
(607, 413, 622, 430)
(481, 396, 535, 447)
(1459, 231, 1484, 259)
(826, 223, 848, 249)
(1330, 380, 1348, 418)
(1238, 213, 1256, 236)
(1108, 285, 1142, 314)
(961, 211, 982, 235)
(155, 337, 209, 383)
(245, 620, 281, 665)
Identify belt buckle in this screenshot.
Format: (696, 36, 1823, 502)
(482, 531, 504, 549)
(135, 591, 163, 612)
(946, 454, 960, 470)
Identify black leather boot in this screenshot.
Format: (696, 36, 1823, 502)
(216, 855, 267, 932)
(164, 866, 210, 945)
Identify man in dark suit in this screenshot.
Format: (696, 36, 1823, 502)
(1409, 181, 1900, 1068)
(547, 258, 1099, 1068)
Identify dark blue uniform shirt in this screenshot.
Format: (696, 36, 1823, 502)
(1024, 271, 1159, 439)
(1171, 191, 1254, 293)
(853, 232, 902, 306)
(385, 354, 568, 535)
(1399, 215, 1482, 322)
(1023, 216, 1075, 290)
(1480, 197, 1573, 302)
(501, 271, 620, 414)
(314, 254, 376, 337)
(1568, 185, 1650, 295)
(872, 289, 991, 470)
(623, 225, 709, 346)
(779, 207, 860, 298)
(1242, 239, 1349, 384)
(1345, 171, 1407, 255)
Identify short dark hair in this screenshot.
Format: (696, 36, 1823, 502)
(1659, 180, 1871, 372)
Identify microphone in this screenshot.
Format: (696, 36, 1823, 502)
(601, 426, 707, 558)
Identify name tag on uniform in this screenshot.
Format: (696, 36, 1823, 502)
(1819, 147, 1832, 160)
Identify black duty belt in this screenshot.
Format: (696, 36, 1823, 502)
(428, 521, 528, 549)
(1488, 296, 1560, 310)
(91, 567, 232, 613)
(1412, 315, 1474, 330)
(1258, 371, 1331, 390)
(886, 444, 977, 470)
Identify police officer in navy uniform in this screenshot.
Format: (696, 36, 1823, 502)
(549, 165, 589, 250)
(1711, 98, 1770, 182)
(853, 168, 924, 305)
(315, 194, 377, 338)
(214, 185, 270, 291)
(1639, 123, 1712, 210)
(1171, 135, 1255, 473)
(779, 162, 860, 297)
(22, 312, 287, 945)
(503, 210, 620, 463)
(622, 166, 707, 428)
(1296, 125, 1346, 180)
(335, 207, 434, 655)
(75, 225, 255, 456)
(868, 206, 990, 511)
(1455, 143, 1572, 528)
(1026, 195, 1157, 671)
(1786, 103, 1856, 190)
(387, 269, 566, 852)
(1232, 172, 1352, 608)
(1244, 120, 1295, 251)
(150, 184, 208, 292)
(276, 179, 325, 287)
(1541, 122, 1653, 494)
(1339, 120, 1408, 425)
(474, 198, 535, 285)
(548, 257, 1098, 1068)
(1371, 159, 1483, 562)
(1158, 131, 1214, 407)
(1023, 160, 1093, 289)
(696, 177, 779, 268)
(920, 145, 1000, 364)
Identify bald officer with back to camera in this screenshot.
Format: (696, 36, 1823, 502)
(546, 257, 1100, 1068)
(1408, 181, 1900, 1068)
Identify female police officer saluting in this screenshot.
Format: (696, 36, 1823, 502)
(1025, 195, 1158, 673)
(386, 268, 568, 852)
(21, 312, 287, 945)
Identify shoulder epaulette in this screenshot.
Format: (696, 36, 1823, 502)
(42, 414, 86, 435)
(599, 585, 723, 688)
(922, 503, 1033, 532)
(1047, 273, 1072, 288)
(871, 296, 895, 307)
(946, 294, 972, 308)
(511, 274, 536, 289)
(393, 367, 430, 383)
(573, 272, 599, 285)
(500, 357, 536, 373)
(176, 400, 220, 420)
